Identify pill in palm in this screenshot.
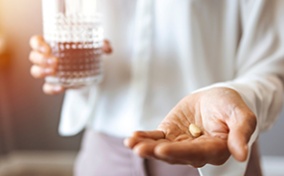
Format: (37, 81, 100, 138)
(189, 124, 202, 137)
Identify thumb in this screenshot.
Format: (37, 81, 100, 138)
(227, 113, 256, 162)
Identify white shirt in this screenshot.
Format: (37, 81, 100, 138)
(59, 0, 284, 175)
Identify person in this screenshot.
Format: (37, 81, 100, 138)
(29, 0, 284, 175)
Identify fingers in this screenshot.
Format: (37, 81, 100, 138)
(131, 138, 169, 158)
(133, 139, 160, 158)
(29, 53, 58, 79)
(29, 35, 51, 54)
(30, 65, 56, 78)
(154, 137, 229, 166)
(29, 52, 57, 79)
(228, 130, 248, 162)
(43, 83, 65, 95)
(29, 35, 58, 79)
(102, 40, 112, 54)
(133, 130, 165, 139)
(124, 130, 166, 158)
(227, 112, 256, 162)
(125, 130, 230, 166)
(124, 130, 165, 148)
(154, 141, 205, 166)
(29, 35, 112, 95)
(29, 51, 57, 66)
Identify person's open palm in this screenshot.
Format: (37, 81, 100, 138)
(124, 87, 256, 167)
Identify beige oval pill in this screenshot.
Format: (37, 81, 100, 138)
(189, 124, 202, 138)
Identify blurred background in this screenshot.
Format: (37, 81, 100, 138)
(0, 0, 82, 176)
(0, 0, 283, 176)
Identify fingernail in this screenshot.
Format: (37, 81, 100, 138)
(39, 45, 50, 54)
(44, 68, 54, 74)
(40, 46, 49, 53)
(53, 85, 63, 92)
(47, 58, 56, 65)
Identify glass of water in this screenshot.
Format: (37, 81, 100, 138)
(42, 0, 103, 88)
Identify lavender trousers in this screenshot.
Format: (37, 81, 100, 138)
(74, 130, 262, 176)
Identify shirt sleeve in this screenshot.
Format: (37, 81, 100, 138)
(198, 0, 284, 175)
(58, 86, 99, 136)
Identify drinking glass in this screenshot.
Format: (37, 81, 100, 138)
(42, 0, 103, 87)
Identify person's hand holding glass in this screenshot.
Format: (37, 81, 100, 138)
(29, 0, 112, 94)
(29, 36, 112, 94)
